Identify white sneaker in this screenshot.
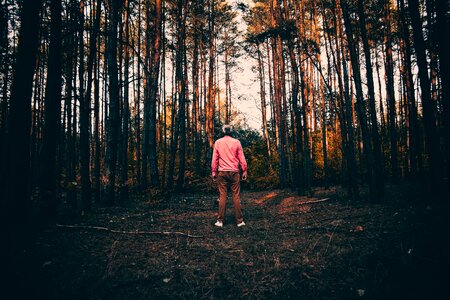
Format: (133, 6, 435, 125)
(237, 221, 246, 227)
(214, 220, 223, 227)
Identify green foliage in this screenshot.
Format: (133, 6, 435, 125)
(234, 127, 278, 189)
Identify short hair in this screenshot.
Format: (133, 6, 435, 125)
(222, 124, 234, 136)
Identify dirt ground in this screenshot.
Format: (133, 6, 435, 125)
(20, 183, 450, 299)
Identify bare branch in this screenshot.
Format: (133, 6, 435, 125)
(56, 224, 204, 238)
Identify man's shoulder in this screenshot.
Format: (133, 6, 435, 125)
(214, 137, 233, 148)
(218, 136, 240, 143)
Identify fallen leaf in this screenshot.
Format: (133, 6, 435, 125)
(354, 225, 364, 232)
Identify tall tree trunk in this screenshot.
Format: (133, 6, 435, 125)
(341, 45, 359, 198)
(39, 0, 62, 221)
(91, 0, 102, 204)
(192, 1, 202, 175)
(375, 51, 386, 130)
(321, 75, 328, 188)
(148, 0, 162, 188)
(426, 0, 439, 124)
(142, 0, 151, 188)
(176, 0, 188, 191)
(64, 26, 76, 209)
(270, 0, 286, 187)
(78, 0, 92, 211)
(336, 0, 359, 197)
(435, 0, 450, 185)
(135, 1, 142, 187)
(0, 0, 8, 142)
(224, 31, 230, 124)
(161, 5, 167, 186)
(297, 0, 310, 192)
(340, 0, 376, 199)
(357, 0, 385, 200)
(408, 0, 441, 196)
(257, 44, 272, 158)
(167, 47, 178, 190)
(207, 0, 215, 158)
(384, 0, 399, 183)
(1, 0, 41, 293)
(286, 37, 304, 194)
(120, 0, 130, 201)
(398, 0, 422, 178)
(104, 0, 121, 205)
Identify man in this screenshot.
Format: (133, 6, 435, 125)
(211, 125, 248, 227)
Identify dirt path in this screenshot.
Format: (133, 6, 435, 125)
(26, 186, 449, 299)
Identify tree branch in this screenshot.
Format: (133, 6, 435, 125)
(56, 224, 204, 238)
(298, 198, 331, 205)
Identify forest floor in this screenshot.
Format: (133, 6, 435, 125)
(22, 183, 450, 299)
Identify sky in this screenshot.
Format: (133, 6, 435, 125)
(225, 0, 263, 131)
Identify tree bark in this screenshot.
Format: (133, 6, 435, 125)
(356, 0, 385, 200)
(207, 0, 215, 158)
(408, 0, 442, 196)
(1, 0, 41, 291)
(104, 0, 121, 205)
(192, 0, 202, 175)
(120, 0, 130, 201)
(434, 0, 450, 185)
(398, 0, 422, 178)
(39, 0, 62, 221)
(384, 0, 399, 183)
(340, 0, 376, 199)
(78, 0, 92, 211)
(135, 1, 142, 187)
(148, 0, 162, 188)
(142, 0, 151, 188)
(257, 43, 272, 158)
(176, 0, 188, 191)
(92, 0, 102, 204)
(270, 0, 286, 187)
(0, 0, 8, 141)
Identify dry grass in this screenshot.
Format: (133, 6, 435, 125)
(27, 184, 450, 299)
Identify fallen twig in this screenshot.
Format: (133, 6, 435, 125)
(56, 224, 204, 238)
(103, 240, 119, 280)
(298, 198, 331, 205)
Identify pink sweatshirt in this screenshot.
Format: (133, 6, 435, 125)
(211, 135, 247, 176)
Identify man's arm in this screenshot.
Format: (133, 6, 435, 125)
(211, 143, 219, 180)
(237, 141, 248, 180)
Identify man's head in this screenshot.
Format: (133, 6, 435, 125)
(222, 124, 234, 136)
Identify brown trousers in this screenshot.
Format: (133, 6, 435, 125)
(216, 171, 243, 223)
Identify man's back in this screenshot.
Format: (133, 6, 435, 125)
(211, 135, 247, 173)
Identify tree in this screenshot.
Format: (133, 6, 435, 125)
(340, 0, 375, 198)
(78, 0, 92, 211)
(39, 0, 63, 220)
(88, 0, 102, 205)
(148, 0, 163, 188)
(104, 0, 122, 205)
(384, 0, 398, 183)
(397, 0, 422, 179)
(434, 0, 450, 186)
(120, 0, 131, 202)
(1, 0, 42, 294)
(408, 0, 441, 196)
(356, 0, 385, 201)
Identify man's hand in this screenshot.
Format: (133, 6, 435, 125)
(212, 173, 217, 182)
(242, 171, 248, 181)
